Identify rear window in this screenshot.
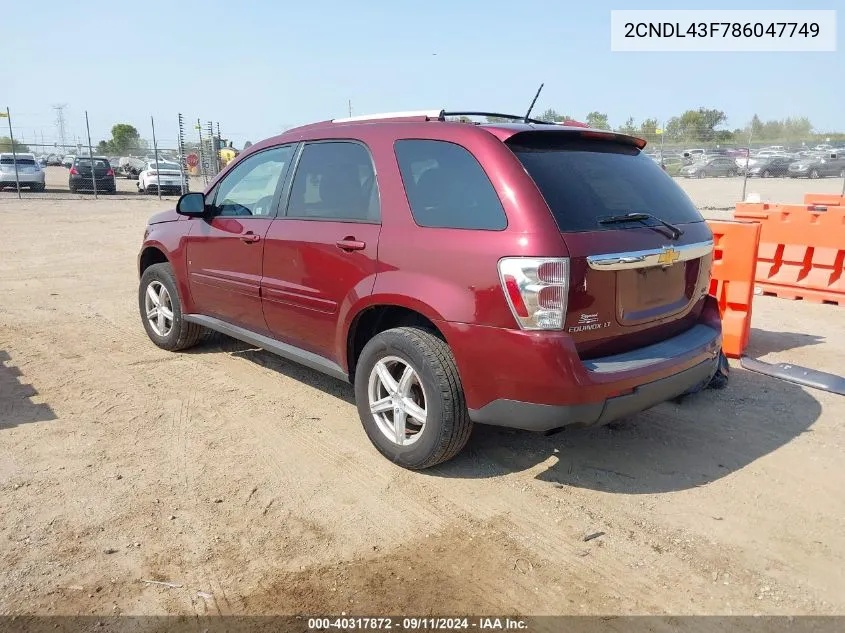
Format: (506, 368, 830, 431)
(394, 139, 507, 230)
(1, 157, 36, 165)
(508, 135, 704, 232)
(75, 158, 110, 169)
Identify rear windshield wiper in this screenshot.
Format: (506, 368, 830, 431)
(599, 212, 684, 240)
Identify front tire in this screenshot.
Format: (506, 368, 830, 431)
(139, 263, 205, 351)
(697, 171, 705, 179)
(354, 327, 472, 470)
(810, 169, 820, 179)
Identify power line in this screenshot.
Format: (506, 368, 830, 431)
(52, 103, 67, 149)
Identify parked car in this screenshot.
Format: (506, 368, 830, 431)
(62, 155, 75, 169)
(138, 160, 186, 195)
(46, 154, 63, 166)
(68, 156, 116, 193)
(119, 156, 147, 179)
(0, 153, 46, 191)
(660, 156, 684, 176)
(137, 110, 722, 469)
(788, 153, 845, 179)
(680, 156, 738, 178)
(746, 156, 795, 178)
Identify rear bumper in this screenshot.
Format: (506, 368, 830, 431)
(469, 354, 718, 431)
(440, 296, 722, 432)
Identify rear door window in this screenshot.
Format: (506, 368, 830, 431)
(285, 141, 380, 222)
(394, 139, 506, 230)
(507, 134, 704, 232)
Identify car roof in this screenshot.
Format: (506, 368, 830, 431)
(243, 110, 647, 155)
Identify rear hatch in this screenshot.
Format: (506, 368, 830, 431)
(1, 156, 38, 174)
(507, 132, 714, 359)
(75, 157, 112, 178)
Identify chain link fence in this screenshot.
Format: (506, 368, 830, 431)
(2, 106, 843, 209)
(0, 108, 235, 201)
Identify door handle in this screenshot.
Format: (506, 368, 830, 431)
(240, 232, 261, 243)
(336, 238, 366, 252)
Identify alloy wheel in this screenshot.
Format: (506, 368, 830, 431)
(144, 281, 174, 337)
(367, 356, 427, 447)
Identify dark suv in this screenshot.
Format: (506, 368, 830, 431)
(137, 110, 722, 469)
(69, 156, 116, 193)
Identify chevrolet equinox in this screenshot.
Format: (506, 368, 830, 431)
(137, 110, 722, 469)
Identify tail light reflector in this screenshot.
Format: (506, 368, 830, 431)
(69, 167, 78, 175)
(498, 257, 570, 330)
(106, 168, 114, 176)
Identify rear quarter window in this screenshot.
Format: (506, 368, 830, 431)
(508, 135, 704, 232)
(394, 139, 507, 230)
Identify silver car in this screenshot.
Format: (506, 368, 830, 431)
(0, 153, 46, 191)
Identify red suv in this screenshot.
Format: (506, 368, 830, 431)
(138, 110, 721, 469)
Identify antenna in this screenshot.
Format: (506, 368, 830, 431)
(52, 103, 68, 150)
(524, 83, 544, 123)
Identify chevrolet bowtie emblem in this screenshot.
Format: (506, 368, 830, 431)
(657, 247, 680, 266)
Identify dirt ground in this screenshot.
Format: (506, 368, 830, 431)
(1, 197, 844, 621)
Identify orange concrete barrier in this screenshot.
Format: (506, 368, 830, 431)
(707, 220, 762, 358)
(734, 202, 845, 306)
(803, 193, 844, 207)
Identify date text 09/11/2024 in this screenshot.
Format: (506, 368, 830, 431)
(623, 22, 820, 39)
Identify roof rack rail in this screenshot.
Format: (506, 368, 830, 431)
(331, 110, 444, 123)
(441, 111, 554, 126)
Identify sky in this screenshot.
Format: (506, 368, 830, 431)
(2, 0, 842, 149)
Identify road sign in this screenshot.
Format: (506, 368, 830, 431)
(186, 152, 199, 168)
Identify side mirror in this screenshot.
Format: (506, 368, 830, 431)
(176, 192, 206, 217)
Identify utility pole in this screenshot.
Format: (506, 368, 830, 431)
(348, 99, 352, 117)
(52, 103, 67, 152)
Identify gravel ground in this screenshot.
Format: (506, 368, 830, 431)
(1, 196, 843, 621)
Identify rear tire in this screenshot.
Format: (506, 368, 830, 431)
(354, 326, 472, 470)
(139, 263, 205, 352)
(810, 169, 820, 179)
(31, 183, 45, 192)
(697, 171, 705, 179)
(762, 170, 770, 178)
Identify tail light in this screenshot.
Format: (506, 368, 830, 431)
(498, 257, 569, 330)
(148, 170, 157, 176)
(69, 167, 78, 175)
(106, 168, 114, 176)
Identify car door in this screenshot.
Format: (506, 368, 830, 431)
(262, 140, 381, 362)
(184, 145, 295, 334)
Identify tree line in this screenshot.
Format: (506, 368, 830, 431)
(486, 108, 843, 145)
